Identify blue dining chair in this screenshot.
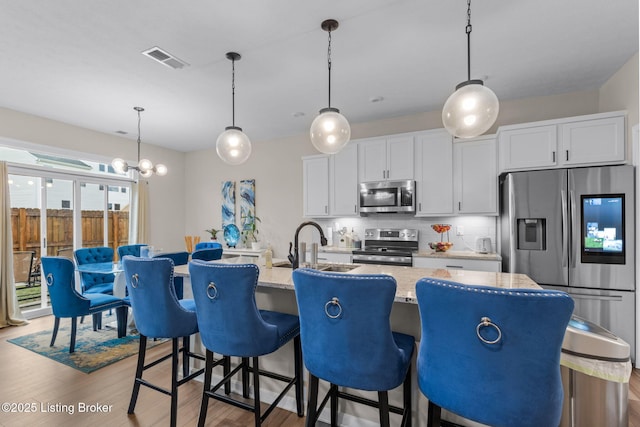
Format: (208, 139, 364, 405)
(122, 256, 204, 427)
(41, 257, 127, 353)
(292, 268, 414, 427)
(415, 278, 574, 427)
(74, 246, 115, 295)
(117, 244, 147, 259)
(189, 260, 304, 427)
(191, 248, 223, 261)
(194, 241, 223, 251)
(153, 251, 189, 299)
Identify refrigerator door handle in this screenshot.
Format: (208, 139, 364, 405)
(569, 190, 576, 268)
(508, 183, 517, 272)
(561, 189, 568, 267)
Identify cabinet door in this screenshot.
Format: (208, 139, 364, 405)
(415, 130, 453, 216)
(303, 156, 329, 217)
(387, 135, 414, 180)
(454, 136, 498, 215)
(358, 138, 387, 182)
(498, 125, 558, 171)
(561, 116, 625, 165)
(330, 143, 359, 216)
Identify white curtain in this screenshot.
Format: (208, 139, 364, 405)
(0, 162, 27, 328)
(129, 180, 150, 244)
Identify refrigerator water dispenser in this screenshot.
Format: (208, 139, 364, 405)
(517, 218, 546, 250)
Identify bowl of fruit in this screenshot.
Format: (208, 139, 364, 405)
(431, 224, 451, 234)
(428, 241, 454, 252)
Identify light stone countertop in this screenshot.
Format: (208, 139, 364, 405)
(174, 256, 538, 304)
(414, 250, 501, 261)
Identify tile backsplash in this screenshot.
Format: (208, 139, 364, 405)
(313, 215, 497, 253)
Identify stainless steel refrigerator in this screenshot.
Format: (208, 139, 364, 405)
(500, 165, 635, 361)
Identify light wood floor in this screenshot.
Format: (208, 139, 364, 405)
(2, 315, 640, 426)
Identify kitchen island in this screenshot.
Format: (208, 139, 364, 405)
(174, 258, 540, 427)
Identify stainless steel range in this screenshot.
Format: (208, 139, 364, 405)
(351, 228, 418, 266)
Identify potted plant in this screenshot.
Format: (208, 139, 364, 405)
(241, 213, 261, 250)
(205, 227, 221, 240)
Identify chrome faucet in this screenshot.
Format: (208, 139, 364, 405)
(288, 221, 328, 269)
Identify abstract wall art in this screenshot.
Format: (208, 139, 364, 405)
(221, 180, 235, 227)
(239, 179, 255, 229)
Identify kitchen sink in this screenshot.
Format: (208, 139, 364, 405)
(271, 261, 359, 273)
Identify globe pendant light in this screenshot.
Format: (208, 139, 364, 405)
(216, 52, 251, 165)
(112, 107, 167, 177)
(310, 19, 351, 154)
(442, 0, 499, 138)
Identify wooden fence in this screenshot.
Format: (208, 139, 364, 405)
(11, 207, 129, 260)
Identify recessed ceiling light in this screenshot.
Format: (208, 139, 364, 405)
(370, 96, 384, 103)
(292, 112, 305, 118)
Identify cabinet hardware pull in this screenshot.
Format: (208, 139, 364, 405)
(552, 151, 555, 163)
(419, 202, 422, 211)
(354, 205, 357, 213)
(566, 150, 569, 161)
(446, 265, 464, 269)
(325, 205, 328, 213)
(458, 201, 461, 211)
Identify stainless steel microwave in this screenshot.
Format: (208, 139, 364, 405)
(359, 180, 416, 213)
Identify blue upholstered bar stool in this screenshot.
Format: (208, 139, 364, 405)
(195, 241, 223, 251)
(292, 268, 415, 427)
(189, 260, 304, 427)
(41, 257, 127, 352)
(153, 251, 189, 299)
(415, 278, 574, 427)
(117, 243, 147, 259)
(122, 256, 204, 427)
(191, 247, 223, 261)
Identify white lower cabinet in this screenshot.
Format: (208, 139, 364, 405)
(413, 256, 501, 272)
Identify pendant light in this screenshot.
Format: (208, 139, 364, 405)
(310, 19, 351, 154)
(112, 107, 167, 177)
(442, 0, 499, 138)
(216, 52, 251, 165)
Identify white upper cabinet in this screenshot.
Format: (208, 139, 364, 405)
(560, 115, 625, 165)
(498, 125, 558, 170)
(303, 143, 359, 218)
(414, 129, 454, 216)
(302, 155, 329, 217)
(499, 111, 626, 172)
(453, 135, 498, 215)
(330, 143, 359, 216)
(358, 135, 414, 182)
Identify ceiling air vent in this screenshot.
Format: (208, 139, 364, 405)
(142, 46, 189, 70)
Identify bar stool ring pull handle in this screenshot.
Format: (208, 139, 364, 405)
(46, 273, 54, 286)
(476, 316, 502, 345)
(206, 282, 219, 300)
(131, 273, 140, 288)
(324, 297, 342, 319)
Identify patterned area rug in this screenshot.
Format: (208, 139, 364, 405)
(7, 321, 164, 374)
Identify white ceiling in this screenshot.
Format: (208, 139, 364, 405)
(0, 0, 638, 153)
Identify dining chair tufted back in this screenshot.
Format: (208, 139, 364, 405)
(117, 244, 147, 259)
(191, 248, 223, 262)
(194, 241, 223, 251)
(74, 246, 115, 294)
(415, 278, 574, 427)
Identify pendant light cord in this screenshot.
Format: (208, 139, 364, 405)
(136, 108, 142, 163)
(327, 28, 332, 108)
(231, 57, 236, 127)
(466, 0, 472, 82)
